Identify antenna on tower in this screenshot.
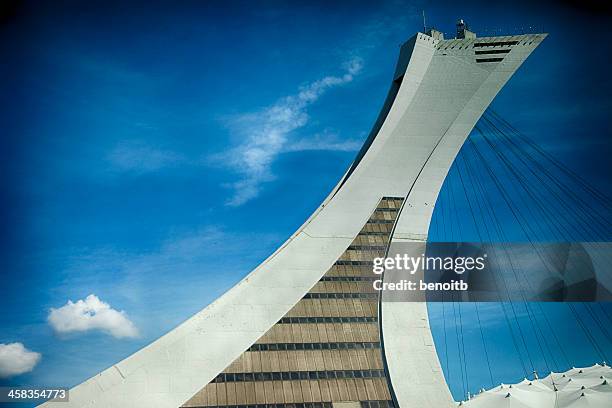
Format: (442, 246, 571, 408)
(422, 10, 427, 32)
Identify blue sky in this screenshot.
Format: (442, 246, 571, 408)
(0, 0, 611, 403)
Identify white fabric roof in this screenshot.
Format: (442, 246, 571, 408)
(461, 363, 612, 407)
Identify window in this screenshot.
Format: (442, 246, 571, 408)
(476, 57, 504, 63)
(473, 40, 519, 47)
(475, 49, 511, 55)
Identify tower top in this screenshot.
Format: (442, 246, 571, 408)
(456, 18, 476, 39)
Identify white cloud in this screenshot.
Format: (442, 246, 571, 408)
(48, 294, 139, 339)
(0, 343, 41, 378)
(284, 133, 362, 153)
(215, 57, 363, 207)
(107, 140, 183, 174)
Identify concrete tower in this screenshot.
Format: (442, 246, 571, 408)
(41, 24, 547, 408)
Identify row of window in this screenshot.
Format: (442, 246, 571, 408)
(303, 293, 378, 300)
(475, 49, 510, 55)
(277, 316, 377, 325)
(476, 57, 504, 63)
(366, 220, 394, 224)
(356, 232, 390, 236)
(374, 207, 399, 212)
(473, 40, 519, 47)
(247, 342, 381, 352)
(187, 400, 394, 408)
(211, 369, 387, 383)
(319, 276, 377, 282)
(188, 403, 333, 408)
(361, 401, 395, 408)
(347, 245, 387, 251)
(335, 260, 373, 266)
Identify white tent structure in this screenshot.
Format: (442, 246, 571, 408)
(462, 364, 612, 408)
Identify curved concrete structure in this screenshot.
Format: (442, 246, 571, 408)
(41, 28, 546, 408)
(380, 32, 546, 408)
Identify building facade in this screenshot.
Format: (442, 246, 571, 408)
(182, 197, 404, 408)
